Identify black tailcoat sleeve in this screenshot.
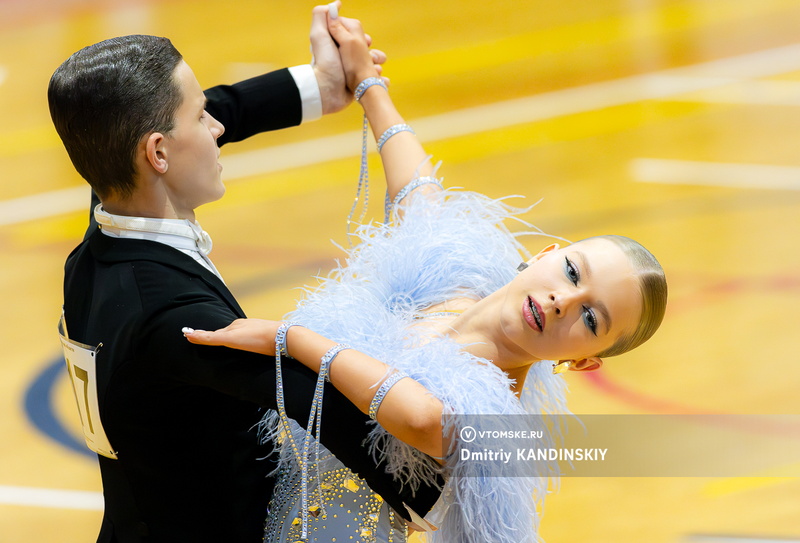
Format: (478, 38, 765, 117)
(205, 68, 302, 146)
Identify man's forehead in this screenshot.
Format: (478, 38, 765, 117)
(173, 60, 205, 107)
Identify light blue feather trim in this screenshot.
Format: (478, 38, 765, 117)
(265, 189, 570, 543)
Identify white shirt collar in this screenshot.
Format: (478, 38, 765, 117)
(93, 204, 213, 255)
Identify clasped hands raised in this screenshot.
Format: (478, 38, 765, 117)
(183, 4, 390, 356)
(311, 1, 389, 112)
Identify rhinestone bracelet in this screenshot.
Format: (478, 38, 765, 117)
(368, 370, 409, 420)
(354, 76, 387, 102)
(275, 321, 302, 358)
(319, 343, 351, 383)
(377, 123, 415, 153)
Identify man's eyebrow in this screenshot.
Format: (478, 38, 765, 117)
(576, 250, 612, 335)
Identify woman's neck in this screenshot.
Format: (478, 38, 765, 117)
(445, 288, 539, 377)
(417, 290, 539, 397)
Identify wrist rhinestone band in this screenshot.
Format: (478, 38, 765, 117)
(354, 76, 387, 102)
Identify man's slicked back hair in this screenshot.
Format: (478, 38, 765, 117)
(48, 35, 184, 199)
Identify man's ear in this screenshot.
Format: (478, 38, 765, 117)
(144, 132, 168, 174)
(570, 357, 603, 372)
(526, 243, 560, 265)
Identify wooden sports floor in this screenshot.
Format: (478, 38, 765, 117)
(2, 0, 799, 541)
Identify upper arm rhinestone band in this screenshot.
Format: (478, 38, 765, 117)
(384, 176, 444, 222)
(368, 370, 409, 420)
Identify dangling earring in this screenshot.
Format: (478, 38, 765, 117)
(517, 262, 529, 272)
(552, 360, 572, 374)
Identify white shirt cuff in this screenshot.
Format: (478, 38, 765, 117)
(288, 64, 322, 123)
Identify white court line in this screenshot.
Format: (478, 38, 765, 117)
(685, 536, 800, 543)
(0, 485, 102, 510)
(676, 79, 800, 107)
(6, 43, 800, 226)
(630, 158, 800, 191)
(0, 186, 90, 227)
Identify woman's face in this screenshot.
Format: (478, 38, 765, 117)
(502, 238, 641, 363)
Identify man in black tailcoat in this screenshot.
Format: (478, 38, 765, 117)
(48, 5, 440, 542)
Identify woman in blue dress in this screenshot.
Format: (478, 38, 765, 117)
(185, 9, 667, 543)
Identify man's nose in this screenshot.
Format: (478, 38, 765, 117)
(209, 113, 225, 139)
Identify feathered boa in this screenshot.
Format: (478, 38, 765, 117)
(265, 189, 570, 542)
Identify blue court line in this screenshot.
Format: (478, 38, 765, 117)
(23, 356, 94, 459)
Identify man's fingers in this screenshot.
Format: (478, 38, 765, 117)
(310, 5, 334, 49)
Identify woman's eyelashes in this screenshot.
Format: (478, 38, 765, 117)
(565, 256, 598, 335)
(564, 256, 579, 285)
(583, 307, 598, 336)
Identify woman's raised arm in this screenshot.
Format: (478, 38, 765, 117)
(327, 11, 442, 214)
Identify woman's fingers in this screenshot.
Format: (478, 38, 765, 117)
(337, 15, 365, 37)
(182, 327, 219, 345)
(325, 11, 348, 43)
(371, 48, 387, 65)
(182, 319, 243, 345)
(182, 319, 278, 355)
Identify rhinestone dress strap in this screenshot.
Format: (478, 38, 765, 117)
(274, 322, 303, 460)
(299, 343, 351, 539)
(273, 321, 330, 540)
(347, 77, 388, 241)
